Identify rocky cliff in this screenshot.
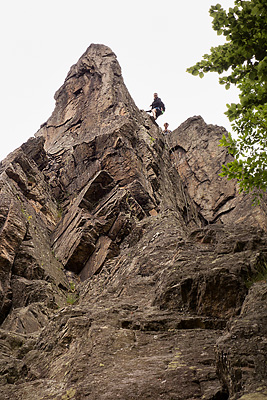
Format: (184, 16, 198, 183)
(0, 44, 266, 400)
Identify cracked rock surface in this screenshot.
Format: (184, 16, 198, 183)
(167, 116, 267, 228)
(0, 44, 266, 400)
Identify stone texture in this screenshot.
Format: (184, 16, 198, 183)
(0, 138, 69, 331)
(0, 44, 266, 400)
(167, 116, 267, 228)
(216, 281, 267, 399)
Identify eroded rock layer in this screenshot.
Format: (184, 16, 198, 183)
(0, 44, 266, 400)
(167, 115, 267, 228)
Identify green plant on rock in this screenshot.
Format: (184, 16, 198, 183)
(57, 207, 63, 220)
(245, 262, 267, 288)
(21, 207, 32, 223)
(61, 388, 76, 400)
(66, 293, 78, 305)
(17, 195, 33, 222)
(66, 281, 79, 305)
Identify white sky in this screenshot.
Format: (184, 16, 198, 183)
(0, 0, 239, 161)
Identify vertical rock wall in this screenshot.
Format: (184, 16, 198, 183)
(0, 44, 266, 400)
(168, 115, 267, 228)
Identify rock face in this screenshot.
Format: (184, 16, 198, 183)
(167, 116, 267, 228)
(0, 44, 266, 400)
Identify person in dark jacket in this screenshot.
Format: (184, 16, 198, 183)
(150, 93, 165, 120)
(163, 122, 171, 135)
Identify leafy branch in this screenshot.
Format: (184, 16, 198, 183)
(187, 0, 267, 199)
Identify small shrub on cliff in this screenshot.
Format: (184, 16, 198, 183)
(245, 263, 267, 288)
(66, 281, 79, 305)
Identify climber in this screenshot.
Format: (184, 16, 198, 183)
(163, 122, 171, 135)
(149, 93, 165, 120)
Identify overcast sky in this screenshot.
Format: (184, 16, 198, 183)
(0, 0, 239, 161)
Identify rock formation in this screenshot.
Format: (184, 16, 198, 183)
(167, 116, 267, 228)
(0, 44, 266, 400)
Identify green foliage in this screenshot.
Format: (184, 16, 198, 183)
(21, 207, 32, 222)
(57, 207, 63, 220)
(245, 262, 267, 288)
(66, 281, 79, 305)
(17, 195, 33, 222)
(187, 0, 267, 197)
(66, 292, 78, 305)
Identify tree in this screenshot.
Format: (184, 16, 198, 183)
(187, 0, 267, 199)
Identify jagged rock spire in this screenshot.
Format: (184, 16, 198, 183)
(36, 44, 140, 152)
